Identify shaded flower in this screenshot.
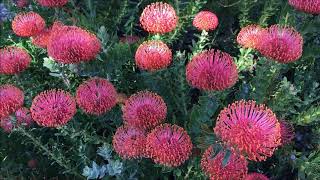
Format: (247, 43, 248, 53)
(0, 84, 24, 119)
(13, 0, 29, 8)
(36, 0, 68, 7)
(30, 89, 76, 127)
(193, 11, 219, 31)
(140, 2, 178, 34)
(186, 49, 238, 91)
(279, 120, 295, 145)
(27, 159, 38, 169)
(288, 0, 320, 14)
(0, 117, 13, 133)
(31, 28, 51, 48)
(245, 173, 269, 180)
(122, 91, 167, 130)
(135, 40, 172, 71)
(237, 24, 266, 49)
(76, 77, 117, 116)
(0, 3, 13, 22)
(112, 126, 146, 159)
(146, 124, 193, 167)
(201, 146, 248, 180)
(119, 35, 140, 44)
(12, 12, 45, 37)
(0, 46, 31, 75)
(15, 107, 33, 127)
(214, 100, 281, 161)
(257, 25, 303, 63)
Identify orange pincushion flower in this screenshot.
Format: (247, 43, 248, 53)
(140, 2, 178, 34)
(0, 84, 24, 119)
(31, 28, 51, 48)
(135, 40, 172, 71)
(201, 146, 248, 180)
(279, 120, 295, 145)
(0, 46, 31, 75)
(288, 0, 320, 14)
(12, 12, 45, 37)
(237, 24, 266, 49)
(193, 11, 219, 31)
(245, 173, 269, 180)
(186, 49, 238, 91)
(146, 124, 193, 167)
(36, 0, 68, 7)
(214, 100, 281, 161)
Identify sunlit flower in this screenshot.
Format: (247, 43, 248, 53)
(31, 28, 51, 48)
(140, 2, 178, 34)
(237, 24, 266, 49)
(36, 0, 68, 7)
(279, 120, 295, 145)
(186, 49, 238, 91)
(12, 12, 45, 37)
(0, 84, 24, 119)
(0, 46, 31, 75)
(245, 173, 269, 180)
(15, 107, 33, 127)
(193, 11, 219, 31)
(0, 117, 13, 133)
(288, 0, 320, 14)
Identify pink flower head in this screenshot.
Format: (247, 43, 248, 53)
(0, 84, 24, 119)
(12, 12, 45, 37)
(112, 125, 146, 159)
(186, 49, 238, 91)
(288, 0, 320, 14)
(201, 146, 248, 180)
(279, 120, 295, 145)
(146, 124, 193, 167)
(140, 2, 178, 34)
(36, 0, 68, 7)
(31, 28, 51, 48)
(193, 11, 219, 31)
(245, 173, 269, 180)
(257, 25, 303, 63)
(30, 89, 76, 127)
(14, 0, 29, 8)
(135, 40, 172, 71)
(122, 91, 167, 130)
(15, 107, 33, 127)
(0, 46, 31, 75)
(119, 35, 140, 44)
(47, 24, 101, 64)
(76, 77, 117, 116)
(0, 117, 14, 133)
(237, 24, 266, 49)
(214, 100, 281, 161)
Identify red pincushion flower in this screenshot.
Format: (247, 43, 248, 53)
(186, 49, 238, 91)
(0, 117, 14, 133)
(47, 24, 101, 64)
(135, 40, 172, 71)
(288, 0, 320, 14)
(36, 0, 68, 7)
(122, 91, 167, 130)
(120, 35, 140, 44)
(0, 85, 24, 119)
(214, 100, 281, 161)
(15, 107, 33, 127)
(76, 77, 117, 116)
(201, 146, 248, 180)
(12, 12, 45, 37)
(257, 25, 303, 63)
(193, 11, 219, 31)
(30, 89, 76, 127)
(279, 120, 295, 145)
(0, 47, 31, 75)
(245, 173, 269, 180)
(112, 126, 146, 159)
(140, 2, 178, 34)
(146, 124, 193, 167)
(237, 24, 266, 49)
(31, 28, 51, 48)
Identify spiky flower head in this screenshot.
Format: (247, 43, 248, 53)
(0, 84, 24, 119)
(279, 120, 295, 145)
(15, 107, 33, 127)
(288, 0, 320, 14)
(30, 89, 76, 127)
(237, 24, 266, 49)
(201, 146, 248, 180)
(135, 40, 172, 71)
(186, 49, 238, 91)
(257, 25, 303, 63)
(193, 11, 219, 31)
(146, 124, 193, 167)
(12, 12, 45, 37)
(31, 28, 51, 48)
(214, 100, 281, 161)
(245, 173, 269, 180)
(76, 77, 117, 116)
(140, 2, 178, 34)
(0, 46, 31, 75)
(36, 0, 68, 7)
(112, 126, 146, 159)
(0, 117, 13, 133)
(122, 91, 167, 130)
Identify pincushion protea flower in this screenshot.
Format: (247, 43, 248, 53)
(119, 35, 140, 44)
(193, 11, 219, 31)
(47, 23, 101, 64)
(30, 89, 76, 127)
(122, 91, 167, 130)
(279, 120, 295, 145)
(0, 46, 31, 75)
(214, 100, 281, 161)
(135, 40, 172, 71)
(0, 117, 14, 133)
(12, 12, 45, 37)
(76, 77, 117, 116)
(201, 146, 248, 180)
(112, 126, 146, 159)
(140, 2, 178, 34)
(237, 24, 266, 49)
(31, 28, 51, 48)
(14, 0, 29, 8)
(257, 25, 303, 63)
(186, 49, 238, 91)
(146, 124, 193, 167)
(15, 107, 33, 127)
(288, 0, 320, 14)
(0, 84, 24, 119)
(245, 173, 269, 180)
(36, 0, 68, 7)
